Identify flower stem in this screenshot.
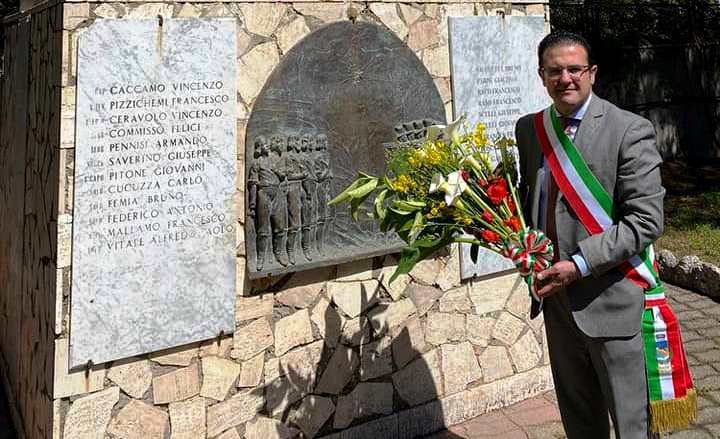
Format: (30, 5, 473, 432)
(463, 187, 505, 225)
(506, 172, 527, 232)
(452, 236, 499, 252)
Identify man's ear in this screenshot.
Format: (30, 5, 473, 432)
(589, 65, 598, 85)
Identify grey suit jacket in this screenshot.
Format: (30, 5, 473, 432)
(515, 94, 665, 338)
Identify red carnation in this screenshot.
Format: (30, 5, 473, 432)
(507, 198, 516, 214)
(481, 229, 500, 243)
(486, 178, 509, 205)
(504, 216, 521, 232)
(481, 210, 494, 223)
(460, 170, 470, 182)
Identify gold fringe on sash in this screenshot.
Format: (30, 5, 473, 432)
(650, 388, 697, 433)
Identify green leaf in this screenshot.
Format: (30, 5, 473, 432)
(389, 199, 426, 216)
(374, 189, 389, 220)
(349, 197, 363, 221)
(380, 207, 401, 232)
(329, 178, 365, 205)
(347, 178, 378, 199)
(393, 199, 426, 211)
(470, 243, 479, 263)
(388, 228, 457, 283)
(349, 185, 378, 221)
(397, 215, 417, 233)
(388, 206, 415, 216)
(390, 246, 421, 283)
(409, 211, 424, 242)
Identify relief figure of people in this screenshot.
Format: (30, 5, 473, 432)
(299, 134, 318, 261)
(269, 135, 290, 267)
(248, 135, 289, 270)
(314, 134, 333, 255)
(284, 134, 308, 265)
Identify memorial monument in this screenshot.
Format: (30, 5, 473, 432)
(245, 20, 446, 278)
(0, 4, 553, 439)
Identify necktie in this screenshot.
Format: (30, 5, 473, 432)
(545, 117, 578, 262)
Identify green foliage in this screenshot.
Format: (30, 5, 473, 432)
(657, 224, 720, 267)
(665, 190, 720, 230)
(655, 161, 720, 266)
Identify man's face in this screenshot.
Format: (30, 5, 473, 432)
(301, 136, 312, 152)
(289, 136, 301, 152)
(539, 44, 597, 114)
(255, 137, 269, 156)
(271, 136, 284, 154)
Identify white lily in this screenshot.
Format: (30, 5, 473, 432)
(424, 114, 467, 143)
(445, 171, 468, 205)
(429, 171, 467, 207)
(429, 173, 445, 194)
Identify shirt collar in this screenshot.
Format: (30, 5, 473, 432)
(554, 94, 592, 121)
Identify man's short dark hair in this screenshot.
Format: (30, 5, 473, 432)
(538, 30, 593, 68)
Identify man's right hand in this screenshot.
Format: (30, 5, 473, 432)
(535, 260, 580, 298)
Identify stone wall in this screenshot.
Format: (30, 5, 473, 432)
(5, 1, 552, 438)
(0, 4, 63, 439)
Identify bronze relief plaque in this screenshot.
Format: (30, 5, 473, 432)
(245, 21, 446, 278)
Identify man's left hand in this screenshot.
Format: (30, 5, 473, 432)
(535, 260, 580, 298)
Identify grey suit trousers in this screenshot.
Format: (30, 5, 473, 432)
(544, 291, 652, 439)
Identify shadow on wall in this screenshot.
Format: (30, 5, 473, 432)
(249, 259, 465, 439)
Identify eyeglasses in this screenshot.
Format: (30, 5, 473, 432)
(540, 65, 592, 80)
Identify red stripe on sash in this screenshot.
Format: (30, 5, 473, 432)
(619, 261, 652, 290)
(659, 305, 690, 398)
(533, 112, 603, 235)
(645, 298, 665, 308)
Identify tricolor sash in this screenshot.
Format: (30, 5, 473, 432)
(534, 106, 696, 433)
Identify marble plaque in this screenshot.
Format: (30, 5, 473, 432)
(449, 16, 549, 279)
(70, 19, 237, 368)
(245, 21, 446, 278)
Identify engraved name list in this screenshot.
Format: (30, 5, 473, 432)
(69, 19, 237, 368)
(78, 80, 233, 252)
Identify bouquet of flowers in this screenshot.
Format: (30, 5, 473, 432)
(329, 116, 554, 300)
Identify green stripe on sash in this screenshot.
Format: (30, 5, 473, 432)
(549, 109, 614, 218)
(643, 308, 663, 401)
(640, 248, 661, 286)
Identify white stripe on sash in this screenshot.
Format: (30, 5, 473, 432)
(630, 255, 659, 289)
(652, 307, 676, 400)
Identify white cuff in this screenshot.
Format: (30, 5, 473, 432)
(571, 251, 591, 278)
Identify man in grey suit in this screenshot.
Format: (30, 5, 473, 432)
(515, 31, 665, 438)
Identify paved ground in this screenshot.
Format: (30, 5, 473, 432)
(0, 283, 718, 439)
(426, 391, 565, 439)
(428, 283, 720, 439)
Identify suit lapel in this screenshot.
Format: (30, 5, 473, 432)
(573, 94, 605, 160)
